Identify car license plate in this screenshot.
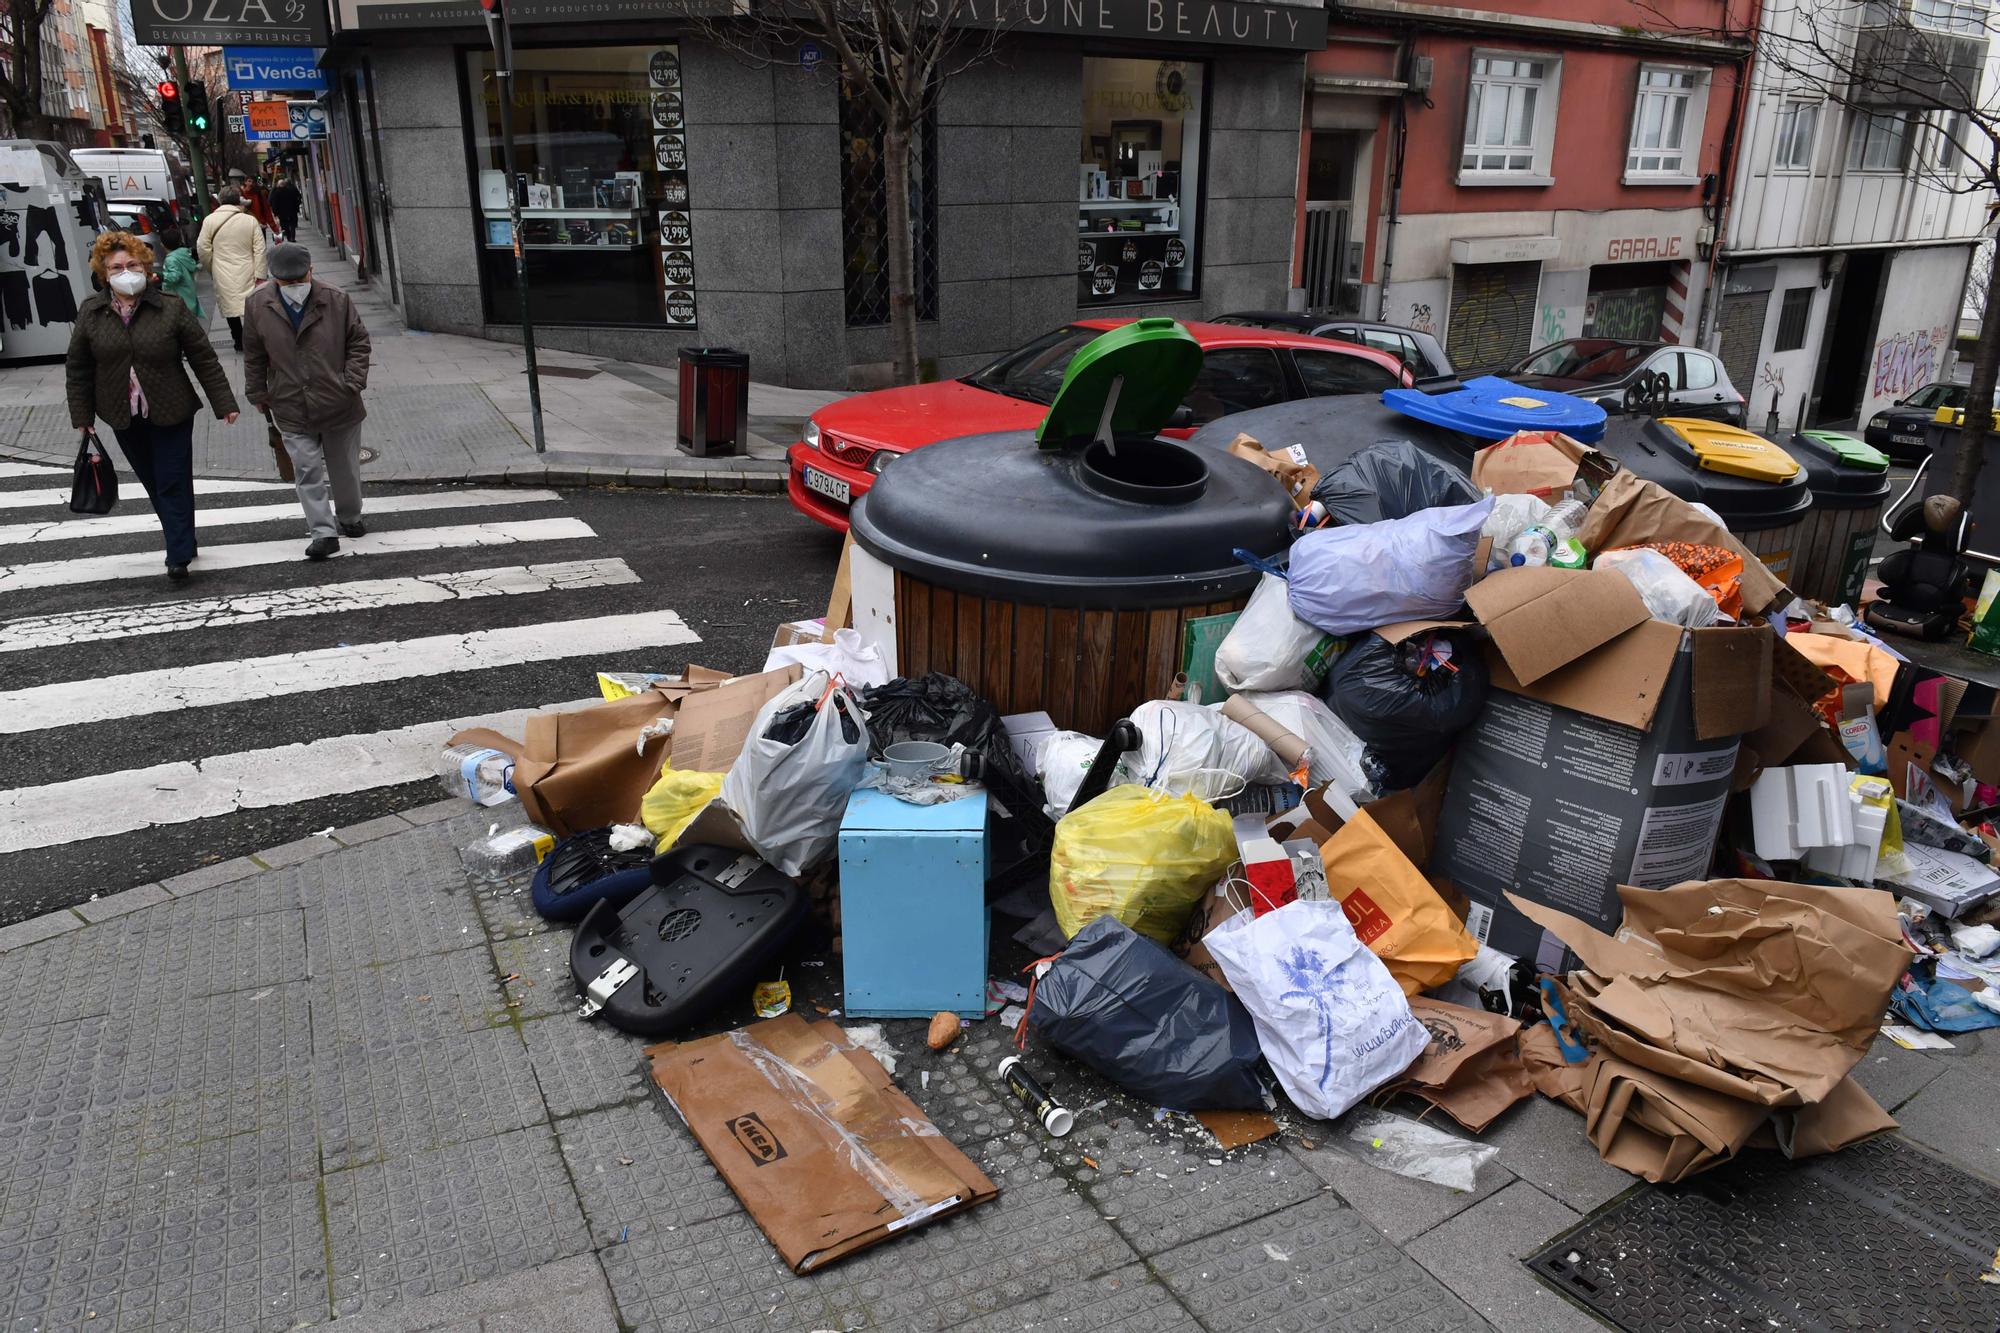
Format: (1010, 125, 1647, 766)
(1894, 433, 1924, 445)
(803, 466, 851, 505)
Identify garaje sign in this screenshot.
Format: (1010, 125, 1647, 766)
(132, 0, 330, 48)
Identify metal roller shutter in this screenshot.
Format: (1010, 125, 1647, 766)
(1714, 291, 1767, 401)
(1447, 261, 1541, 370)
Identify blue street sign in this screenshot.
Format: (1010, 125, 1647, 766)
(222, 47, 329, 94)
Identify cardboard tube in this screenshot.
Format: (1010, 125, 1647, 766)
(1221, 694, 1309, 772)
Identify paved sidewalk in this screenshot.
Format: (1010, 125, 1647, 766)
(0, 800, 1992, 1333)
(0, 235, 840, 491)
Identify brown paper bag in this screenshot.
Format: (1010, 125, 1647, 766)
(1584, 1054, 1771, 1184)
(1393, 997, 1533, 1133)
(451, 688, 684, 837)
(646, 1015, 997, 1273)
(1321, 810, 1478, 995)
(1508, 879, 1913, 1108)
(1574, 470, 1790, 617)
(1175, 881, 1249, 992)
(1227, 433, 1320, 505)
(1469, 430, 1612, 500)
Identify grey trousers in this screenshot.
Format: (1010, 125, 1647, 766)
(282, 420, 365, 539)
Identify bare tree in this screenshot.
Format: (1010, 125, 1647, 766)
(691, 2, 1002, 384)
(1638, 0, 2000, 501)
(0, 0, 61, 139)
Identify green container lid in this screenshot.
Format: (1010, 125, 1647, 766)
(1037, 317, 1204, 449)
(1800, 429, 1888, 471)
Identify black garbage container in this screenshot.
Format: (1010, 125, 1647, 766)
(676, 347, 750, 457)
(1784, 429, 1892, 607)
(1590, 417, 1813, 581)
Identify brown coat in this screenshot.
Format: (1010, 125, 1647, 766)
(242, 281, 371, 434)
(65, 288, 239, 431)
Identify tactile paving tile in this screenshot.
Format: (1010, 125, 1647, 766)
(0, 1107, 109, 1234)
(0, 908, 306, 1025)
(0, 1013, 114, 1122)
(521, 1013, 651, 1118)
(95, 979, 314, 1106)
(940, 1262, 1203, 1333)
(1064, 1119, 1324, 1258)
(324, 1123, 589, 1318)
(1152, 1193, 1488, 1333)
(556, 1098, 740, 1247)
(1524, 1135, 2000, 1333)
(469, 872, 553, 942)
(487, 928, 573, 1020)
(309, 947, 509, 1055)
(0, 1177, 327, 1333)
(299, 825, 493, 969)
(895, 1037, 1021, 1148)
(151, 868, 305, 922)
(314, 1025, 547, 1172)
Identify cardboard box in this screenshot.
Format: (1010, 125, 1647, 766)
(1433, 571, 1773, 969)
(667, 665, 804, 774)
(1000, 711, 1059, 778)
(646, 1014, 997, 1272)
(769, 616, 827, 652)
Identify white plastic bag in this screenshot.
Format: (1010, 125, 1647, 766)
(1231, 689, 1375, 801)
(1479, 492, 1551, 558)
(1203, 898, 1428, 1120)
(719, 672, 872, 876)
(1287, 498, 1495, 635)
(1215, 573, 1343, 693)
(1116, 700, 1291, 791)
(1037, 729, 1104, 816)
(761, 627, 890, 687)
(1594, 547, 1720, 628)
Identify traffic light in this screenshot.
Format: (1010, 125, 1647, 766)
(156, 79, 183, 134)
(186, 81, 210, 133)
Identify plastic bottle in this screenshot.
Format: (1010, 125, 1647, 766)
(460, 824, 555, 882)
(438, 743, 517, 806)
(1505, 527, 1553, 567)
(1542, 497, 1589, 542)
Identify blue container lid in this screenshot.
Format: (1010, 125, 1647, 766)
(1382, 376, 1609, 444)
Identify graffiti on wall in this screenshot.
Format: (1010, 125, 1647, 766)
(1583, 287, 1666, 342)
(1871, 325, 1951, 400)
(1448, 273, 1530, 369)
(1407, 302, 1435, 336)
(1539, 303, 1566, 345)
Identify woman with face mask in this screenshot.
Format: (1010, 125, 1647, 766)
(64, 231, 241, 582)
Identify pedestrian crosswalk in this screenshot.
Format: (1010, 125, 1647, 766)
(0, 463, 703, 882)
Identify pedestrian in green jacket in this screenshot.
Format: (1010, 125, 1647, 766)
(155, 226, 204, 320)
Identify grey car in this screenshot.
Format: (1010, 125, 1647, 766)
(1505, 338, 1747, 425)
(1213, 312, 1454, 380)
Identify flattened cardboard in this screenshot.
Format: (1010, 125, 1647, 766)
(1485, 619, 1683, 732)
(1463, 566, 1651, 687)
(669, 665, 804, 773)
(646, 1015, 997, 1273)
(1193, 1108, 1280, 1149)
(1690, 627, 1774, 741)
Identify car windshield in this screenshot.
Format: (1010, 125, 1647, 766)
(965, 325, 1104, 405)
(1907, 384, 1965, 409)
(1515, 341, 1650, 382)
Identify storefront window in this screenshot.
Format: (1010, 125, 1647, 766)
(463, 44, 694, 329)
(1077, 57, 1203, 306)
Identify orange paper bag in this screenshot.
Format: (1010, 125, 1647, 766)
(1320, 809, 1478, 995)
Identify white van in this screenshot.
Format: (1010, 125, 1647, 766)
(69, 148, 195, 218)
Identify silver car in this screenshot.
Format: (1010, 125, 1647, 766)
(1506, 339, 1747, 425)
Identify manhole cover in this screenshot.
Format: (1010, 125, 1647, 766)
(658, 907, 701, 942)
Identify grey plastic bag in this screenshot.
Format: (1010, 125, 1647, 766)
(1025, 915, 1267, 1110)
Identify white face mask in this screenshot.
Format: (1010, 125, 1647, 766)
(107, 270, 146, 297)
(280, 280, 311, 304)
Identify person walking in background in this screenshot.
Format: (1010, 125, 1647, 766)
(244, 242, 371, 561)
(65, 230, 240, 581)
(270, 174, 302, 243)
(197, 185, 266, 352)
(155, 225, 203, 320)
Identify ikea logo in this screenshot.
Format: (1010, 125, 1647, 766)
(726, 1113, 787, 1166)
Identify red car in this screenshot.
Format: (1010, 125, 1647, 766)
(788, 318, 1412, 531)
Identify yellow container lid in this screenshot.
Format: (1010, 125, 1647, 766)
(1658, 418, 1802, 483)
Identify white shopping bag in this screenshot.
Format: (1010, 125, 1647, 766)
(1203, 898, 1428, 1120)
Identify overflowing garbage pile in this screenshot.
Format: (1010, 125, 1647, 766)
(430, 427, 2000, 1270)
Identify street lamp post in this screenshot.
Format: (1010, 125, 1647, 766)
(479, 0, 546, 454)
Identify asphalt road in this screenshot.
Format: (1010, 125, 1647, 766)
(0, 485, 844, 925)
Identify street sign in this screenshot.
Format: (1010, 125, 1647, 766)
(222, 47, 330, 94)
(288, 101, 328, 140)
(244, 99, 292, 142)
(132, 0, 329, 49)
(227, 114, 246, 134)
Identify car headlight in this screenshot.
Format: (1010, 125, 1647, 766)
(803, 420, 821, 449)
(867, 450, 896, 475)
(1868, 412, 1888, 427)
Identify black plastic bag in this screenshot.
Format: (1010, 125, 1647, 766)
(1311, 439, 1479, 526)
(1026, 915, 1266, 1110)
(859, 673, 1030, 790)
(1322, 630, 1489, 790)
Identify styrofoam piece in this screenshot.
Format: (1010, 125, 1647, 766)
(1804, 796, 1886, 881)
(1750, 763, 1858, 861)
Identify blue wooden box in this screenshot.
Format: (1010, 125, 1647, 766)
(838, 788, 989, 1018)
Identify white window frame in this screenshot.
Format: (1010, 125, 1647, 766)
(1847, 109, 1916, 172)
(1912, 0, 1987, 34)
(1458, 50, 1562, 187)
(1770, 99, 1821, 173)
(1928, 108, 1974, 177)
(1624, 64, 1709, 184)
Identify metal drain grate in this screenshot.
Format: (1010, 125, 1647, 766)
(1525, 1136, 2000, 1332)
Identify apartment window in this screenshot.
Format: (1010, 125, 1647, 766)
(1930, 109, 1974, 175)
(1847, 110, 1915, 171)
(1913, 0, 1987, 33)
(1772, 100, 1820, 171)
(1773, 287, 1813, 351)
(1460, 53, 1559, 183)
(1626, 66, 1705, 180)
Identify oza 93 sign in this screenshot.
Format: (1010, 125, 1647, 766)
(133, 0, 330, 49)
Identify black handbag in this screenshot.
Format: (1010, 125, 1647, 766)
(69, 430, 118, 515)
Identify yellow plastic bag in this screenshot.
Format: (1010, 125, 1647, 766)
(1051, 786, 1235, 943)
(640, 765, 724, 849)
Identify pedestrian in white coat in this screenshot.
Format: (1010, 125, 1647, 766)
(196, 186, 266, 353)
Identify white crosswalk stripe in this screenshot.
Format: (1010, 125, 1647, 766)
(0, 487, 558, 544)
(0, 478, 298, 510)
(0, 462, 65, 479)
(0, 516, 597, 591)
